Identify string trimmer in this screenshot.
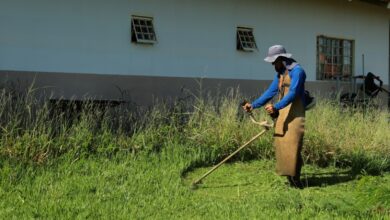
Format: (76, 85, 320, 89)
(191, 101, 273, 189)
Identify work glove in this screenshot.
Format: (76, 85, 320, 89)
(241, 100, 253, 113)
(265, 104, 279, 119)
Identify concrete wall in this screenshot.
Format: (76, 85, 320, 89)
(0, 0, 389, 105)
(1, 0, 389, 80)
(1, 70, 389, 109)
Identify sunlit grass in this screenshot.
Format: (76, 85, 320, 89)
(0, 86, 389, 218)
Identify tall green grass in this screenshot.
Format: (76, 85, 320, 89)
(1, 86, 390, 218)
(304, 99, 390, 174)
(0, 86, 389, 176)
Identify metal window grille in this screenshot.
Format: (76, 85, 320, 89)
(237, 27, 258, 52)
(317, 35, 354, 80)
(131, 16, 156, 44)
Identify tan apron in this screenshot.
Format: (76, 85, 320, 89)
(273, 70, 305, 176)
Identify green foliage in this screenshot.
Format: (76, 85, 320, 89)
(0, 87, 389, 172)
(0, 154, 389, 219)
(0, 87, 389, 218)
(305, 99, 390, 174)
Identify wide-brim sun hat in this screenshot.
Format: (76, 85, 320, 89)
(264, 45, 292, 63)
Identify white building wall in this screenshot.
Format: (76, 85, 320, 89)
(0, 0, 389, 83)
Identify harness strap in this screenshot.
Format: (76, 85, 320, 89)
(278, 70, 289, 99)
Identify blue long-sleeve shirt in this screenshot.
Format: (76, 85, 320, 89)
(251, 64, 306, 110)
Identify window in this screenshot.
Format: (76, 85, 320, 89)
(317, 35, 354, 80)
(237, 27, 258, 52)
(131, 16, 157, 44)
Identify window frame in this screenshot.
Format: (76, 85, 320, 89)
(131, 15, 157, 44)
(316, 35, 354, 81)
(236, 27, 258, 52)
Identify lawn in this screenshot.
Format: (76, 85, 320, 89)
(0, 150, 389, 219)
(0, 88, 389, 219)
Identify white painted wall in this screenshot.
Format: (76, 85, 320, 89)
(0, 0, 389, 83)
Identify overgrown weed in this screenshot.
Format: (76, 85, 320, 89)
(0, 86, 389, 176)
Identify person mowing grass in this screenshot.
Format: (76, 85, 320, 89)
(242, 45, 306, 188)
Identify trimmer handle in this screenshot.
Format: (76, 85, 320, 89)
(240, 100, 249, 106)
(240, 100, 252, 114)
(241, 100, 273, 129)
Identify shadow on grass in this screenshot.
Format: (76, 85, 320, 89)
(199, 182, 254, 189)
(301, 170, 356, 188)
(197, 172, 357, 190)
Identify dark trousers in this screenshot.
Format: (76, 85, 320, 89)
(287, 153, 303, 188)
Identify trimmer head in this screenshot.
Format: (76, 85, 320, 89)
(190, 180, 202, 190)
(190, 183, 199, 190)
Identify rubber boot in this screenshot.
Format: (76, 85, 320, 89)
(287, 154, 304, 189)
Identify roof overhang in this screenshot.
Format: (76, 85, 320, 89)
(359, 0, 390, 8)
